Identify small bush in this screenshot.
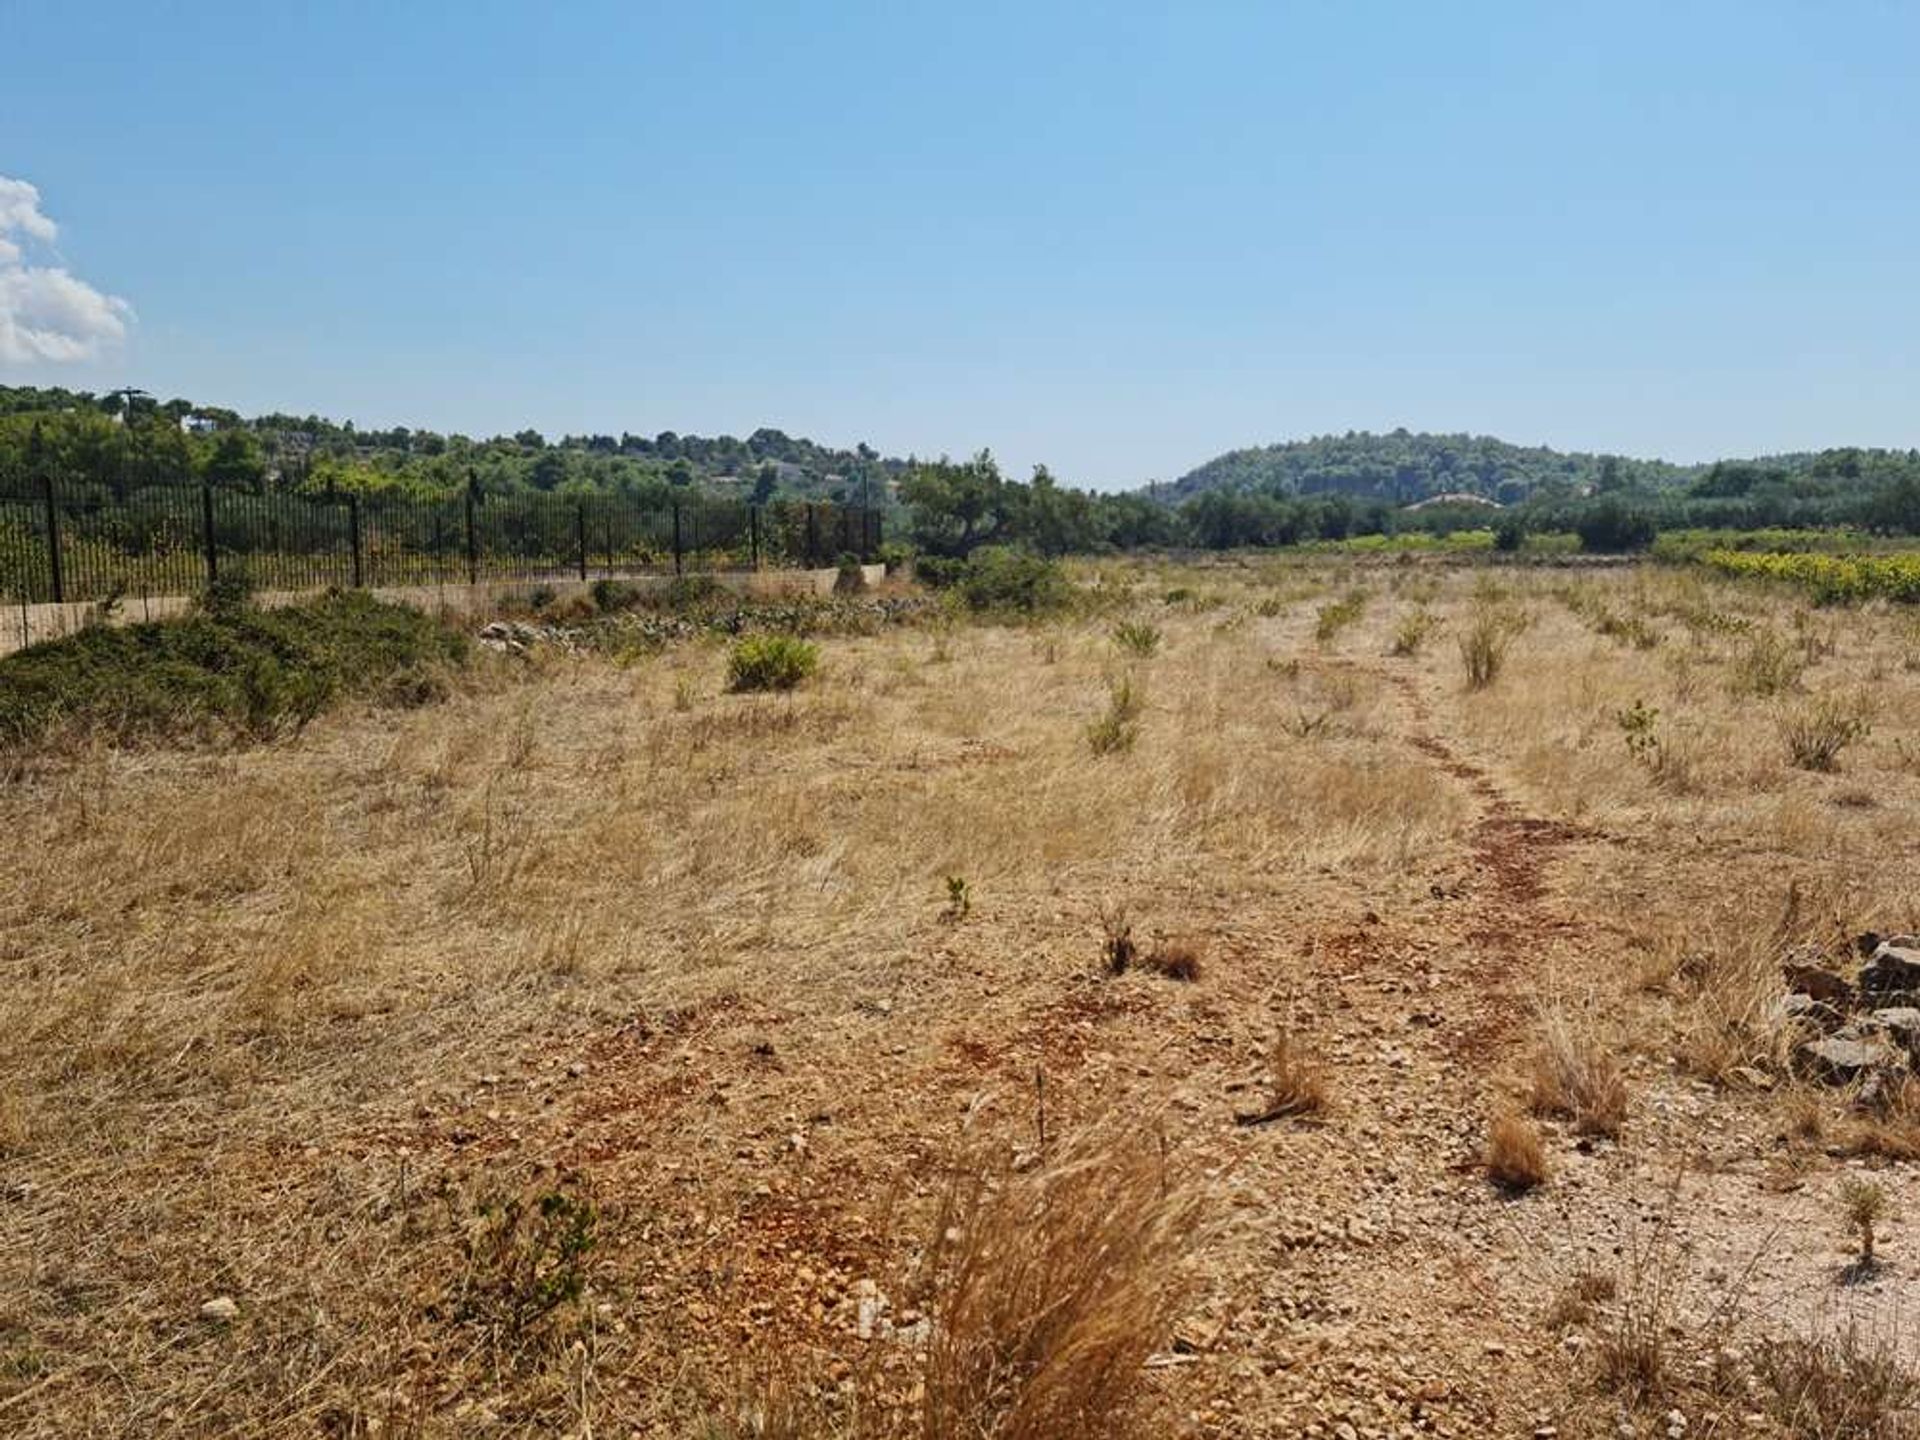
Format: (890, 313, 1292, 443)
(1484, 1111, 1549, 1192)
(834, 553, 868, 594)
(0, 591, 468, 750)
(590, 577, 640, 613)
(1389, 607, 1438, 656)
(1459, 607, 1515, 690)
(943, 875, 971, 922)
(1527, 1014, 1628, 1138)
(1781, 693, 1872, 772)
(196, 571, 257, 619)
(1729, 629, 1805, 697)
(726, 634, 820, 692)
(1086, 673, 1142, 755)
(1839, 1176, 1891, 1269)
(451, 1188, 597, 1349)
(1313, 591, 1367, 645)
(1111, 620, 1162, 658)
(933, 546, 1071, 614)
(1101, 910, 1136, 975)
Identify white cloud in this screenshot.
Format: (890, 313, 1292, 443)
(0, 176, 132, 365)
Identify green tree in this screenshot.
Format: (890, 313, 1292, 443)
(200, 429, 267, 491)
(899, 452, 1012, 557)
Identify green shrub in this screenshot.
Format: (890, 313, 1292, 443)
(1112, 620, 1162, 657)
(0, 591, 469, 750)
(452, 1188, 597, 1347)
(590, 577, 640, 613)
(1314, 591, 1367, 644)
(931, 546, 1070, 614)
(1575, 499, 1658, 554)
(834, 553, 868, 594)
(1728, 629, 1805, 697)
(726, 634, 820, 692)
(196, 572, 257, 619)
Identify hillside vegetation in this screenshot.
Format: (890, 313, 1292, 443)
(1170, 429, 1693, 503)
(0, 385, 904, 506)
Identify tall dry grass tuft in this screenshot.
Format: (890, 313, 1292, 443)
(913, 1133, 1201, 1440)
(1484, 1110, 1549, 1192)
(1234, 1031, 1329, 1125)
(1458, 607, 1513, 690)
(1752, 1322, 1920, 1438)
(1527, 1009, 1628, 1138)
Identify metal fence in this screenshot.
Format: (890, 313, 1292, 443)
(0, 477, 883, 606)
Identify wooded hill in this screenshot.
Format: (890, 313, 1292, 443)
(1167, 428, 1917, 505)
(0, 385, 906, 505)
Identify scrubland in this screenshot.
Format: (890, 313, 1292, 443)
(2, 556, 1919, 1438)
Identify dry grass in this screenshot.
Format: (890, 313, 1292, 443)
(1233, 1032, 1329, 1125)
(5, 555, 1920, 1433)
(709, 1131, 1199, 1440)
(1140, 936, 1205, 982)
(914, 1134, 1200, 1440)
(1752, 1323, 1920, 1438)
(1526, 1009, 1629, 1138)
(1484, 1111, 1549, 1192)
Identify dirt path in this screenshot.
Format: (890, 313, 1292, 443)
(1130, 658, 1613, 1436)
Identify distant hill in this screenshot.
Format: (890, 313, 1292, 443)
(1168, 430, 1695, 505)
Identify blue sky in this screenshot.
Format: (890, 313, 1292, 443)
(3, 1, 1918, 487)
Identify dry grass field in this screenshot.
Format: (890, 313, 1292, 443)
(3, 556, 1920, 1438)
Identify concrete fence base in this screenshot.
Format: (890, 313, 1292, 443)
(0, 564, 887, 659)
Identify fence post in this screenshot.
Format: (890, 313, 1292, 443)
(805, 504, 819, 567)
(672, 499, 683, 576)
(201, 481, 219, 588)
(348, 493, 364, 588)
(749, 505, 760, 569)
(576, 501, 588, 581)
(39, 471, 64, 605)
(464, 475, 480, 587)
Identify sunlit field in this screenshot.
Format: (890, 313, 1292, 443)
(3, 554, 1918, 1438)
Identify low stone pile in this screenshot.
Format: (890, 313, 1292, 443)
(1785, 933, 1920, 1101)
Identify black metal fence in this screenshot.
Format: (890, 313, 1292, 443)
(0, 478, 883, 606)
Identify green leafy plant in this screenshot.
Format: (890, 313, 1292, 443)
(1840, 1176, 1890, 1270)
(1617, 699, 1661, 767)
(452, 1188, 597, 1347)
(726, 634, 820, 692)
(1111, 620, 1162, 658)
(943, 875, 971, 922)
(1313, 591, 1367, 645)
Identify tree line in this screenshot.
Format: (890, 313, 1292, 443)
(0, 386, 905, 509)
